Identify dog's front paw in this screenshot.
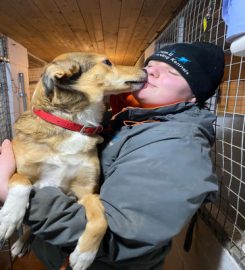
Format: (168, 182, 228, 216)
(11, 232, 31, 259)
(0, 185, 31, 241)
(69, 246, 97, 270)
(0, 208, 23, 240)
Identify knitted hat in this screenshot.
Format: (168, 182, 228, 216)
(144, 42, 225, 104)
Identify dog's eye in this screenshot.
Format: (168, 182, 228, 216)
(102, 59, 112, 66)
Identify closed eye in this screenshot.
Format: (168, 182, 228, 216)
(102, 59, 112, 66)
(169, 70, 179, 76)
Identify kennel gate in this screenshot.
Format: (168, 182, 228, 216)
(155, 0, 245, 267)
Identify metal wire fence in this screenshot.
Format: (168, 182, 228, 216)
(0, 35, 13, 270)
(156, 0, 245, 267)
(0, 35, 12, 144)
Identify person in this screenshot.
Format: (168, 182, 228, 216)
(0, 41, 225, 270)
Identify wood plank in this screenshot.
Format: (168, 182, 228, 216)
(1, 0, 84, 59)
(115, 0, 144, 64)
(54, 0, 96, 52)
(0, 0, 40, 38)
(76, 0, 105, 54)
(122, 0, 170, 65)
(0, 1, 42, 41)
(132, 0, 185, 65)
(100, 0, 121, 62)
(0, 0, 188, 65)
(0, 0, 68, 60)
(32, 0, 84, 50)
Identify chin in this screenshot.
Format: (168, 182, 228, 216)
(133, 87, 146, 97)
(132, 90, 140, 99)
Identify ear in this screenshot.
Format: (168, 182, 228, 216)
(188, 96, 196, 103)
(42, 68, 55, 97)
(42, 61, 82, 97)
(55, 66, 82, 91)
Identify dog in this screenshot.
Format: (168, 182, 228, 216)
(0, 52, 147, 270)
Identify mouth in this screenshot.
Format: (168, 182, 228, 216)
(142, 82, 149, 89)
(142, 81, 156, 89)
(125, 80, 147, 91)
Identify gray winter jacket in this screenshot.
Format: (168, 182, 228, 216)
(25, 102, 218, 270)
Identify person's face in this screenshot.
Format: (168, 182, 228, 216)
(133, 60, 196, 106)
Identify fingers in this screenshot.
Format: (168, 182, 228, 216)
(1, 139, 14, 158)
(0, 139, 16, 182)
(0, 139, 8, 153)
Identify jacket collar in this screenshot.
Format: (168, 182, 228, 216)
(111, 102, 196, 129)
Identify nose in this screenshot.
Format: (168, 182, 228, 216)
(144, 66, 160, 78)
(142, 68, 148, 79)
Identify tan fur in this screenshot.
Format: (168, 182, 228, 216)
(3, 52, 146, 269)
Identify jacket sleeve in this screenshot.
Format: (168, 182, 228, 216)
(25, 187, 86, 247)
(25, 126, 218, 261)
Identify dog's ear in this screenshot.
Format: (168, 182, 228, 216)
(54, 66, 82, 91)
(42, 72, 55, 97)
(42, 61, 82, 97)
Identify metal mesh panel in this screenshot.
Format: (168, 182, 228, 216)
(156, 0, 245, 266)
(0, 35, 13, 270)
(0, 35, 12, 144)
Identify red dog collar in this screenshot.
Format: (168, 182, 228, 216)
(33, 108, 103, 135)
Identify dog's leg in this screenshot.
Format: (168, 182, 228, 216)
(0, 173, 32, 240)
(11, 227, 31, 259)
(69, 194, 107, 270)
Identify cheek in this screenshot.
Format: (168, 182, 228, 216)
(133, 86, 151, 97)
(162, 77, 190, 95)
(176, 81, 192, 97)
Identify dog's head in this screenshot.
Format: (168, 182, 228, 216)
(32, 52, 147, 112)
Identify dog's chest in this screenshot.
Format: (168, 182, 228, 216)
(35, 133, 98, 191)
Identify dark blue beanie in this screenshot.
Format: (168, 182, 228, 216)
(144, 42, 225, 104)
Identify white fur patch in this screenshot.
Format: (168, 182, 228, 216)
(0, 185, 31, 240)
(76, 101, 104, 125)
(34, 151, 95, 191)
(69, 245, 97, 270)
(58, 133, 90, 154)
(34, 132, 97, 191)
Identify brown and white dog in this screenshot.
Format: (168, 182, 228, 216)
(0, 52, 147, 270)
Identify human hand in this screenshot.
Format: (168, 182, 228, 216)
(0, 139, 16, 202)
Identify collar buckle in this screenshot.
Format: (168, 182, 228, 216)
(79, 125, 103, 135)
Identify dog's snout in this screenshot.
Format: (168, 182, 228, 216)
(125, 69, 147, 85)
(125, 69, 148, 91)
